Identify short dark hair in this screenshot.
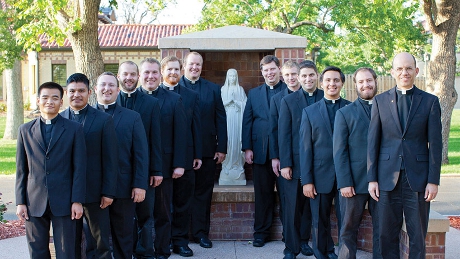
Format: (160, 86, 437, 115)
(66, 73, 90, 90)
(352, 67, 377, 83)
(260, 55, 280, 70)
(38, 82, 64, 99)
(299, 60, 318, 74)
(97, 72, 119, 85)
(320, 66, 345, 83)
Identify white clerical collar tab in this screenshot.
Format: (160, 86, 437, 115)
(402, 89, 407, 95)
(269, 86, 274, 90)
(308, 92, 313, 96)
(46, 119, 51, 125)
(74, 110, 80, 114)
(104, 104, 109, 109)
(368, 100, 373, 105)
(169, 87, 175, 91)
(148, 91, 152, 94)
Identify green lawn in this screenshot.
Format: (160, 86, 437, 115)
(1, 111, 460, 175)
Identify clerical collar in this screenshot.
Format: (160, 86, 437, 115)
(358, 97, 373, 105)
(120, 88, 137, 97)
(185, 75, 200, 84)
(396, 86, 414, 95)
(40, 115, 58, 125)
(266, 81, 282, 90)
(141, 86, 159, 95)
(71, 104, 88, 115)
(303, 88, 317, 97)
(97, 101, 116, 110)
(324, 97, 341, 104)
(163, 82, 179, 91)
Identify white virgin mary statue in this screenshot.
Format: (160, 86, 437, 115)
(219, 69, 247, 185)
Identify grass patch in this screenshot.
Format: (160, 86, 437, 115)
(0, 114, 31, 175)
(441, 109, 460, 174)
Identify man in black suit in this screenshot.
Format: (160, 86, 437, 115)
(242, 55, 286, 247)
(95, 72, 148, 259)
(16, 82, 86, 259)
(180, 51, 227, 248)
(117, 61, 163, 259)
(333, 67, 381, 259)
(61, 73, 118, 259)
(368, 52, 442, 259)
(278, 61, 323, 258)
(300, 66, 351, 259)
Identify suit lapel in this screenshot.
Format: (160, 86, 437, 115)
(47, 116, 65, 153)
(32, 119, 46, 152)
(157, 88, 166, 109)
(404, 87, 422, 135)
(355, 100, 370, 123)
(112, 105, 123, 128)
(116, 93, 123, 107)
(83, 106, 96, 135)
(318, 100, 333, 137)
(296, 90, 308, 110)
(133, 91, 144, 112)
(260, 85, 269, 115)
(388, 88, 403, 134)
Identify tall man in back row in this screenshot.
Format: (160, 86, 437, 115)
(367, 52, 442, 259)
(242, 55, 286, 247)
(180, 52, 227, 248)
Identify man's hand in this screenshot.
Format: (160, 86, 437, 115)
(244, 150, 253, 164)
(100, 196, 113, 209)
(16, 205, 29, 222)
(425, 183, 438, 202)
(131, 188, 146, 203)
(340, 187, 356, 198)
(303, 184, 317, 199)
(193, 159, 202, 170)
(172, 167, 185, 179)
(368, 182, 380, 201)
(281, 167, 292, 180)
(151, 176, 163, 187)
(71, 202, 83, 220)
(271, 159, 280, 177)
(214, 152, 226, 164)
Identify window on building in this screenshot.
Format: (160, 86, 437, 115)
(52, 64, 67, 87)
(104, 64, 119, 75)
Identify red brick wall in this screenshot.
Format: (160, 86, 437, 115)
(400, 231, 446, 259)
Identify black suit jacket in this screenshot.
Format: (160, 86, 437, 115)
(279, 89, 324, 179)
(61, 106, 118, 203)
(269, 87, 291, 160)
(180, 76, 227, 157)
(153, 87, 187, 177)
(242, 82, 287, 164)
(175, 84, 202, 170)
(15, 115, 86, 217)
(367, 86, 442, 192)
(333, 99, 371, 194)
(96, 104, 149, 198)
(116, 90, 162, 177)
(299, 98, 351, 193)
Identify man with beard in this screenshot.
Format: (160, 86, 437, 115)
(368, 52, 441, 259)
(300, 66, 351, 259)
(95, 72, 149, 259)
(278, 61, 323, 258)
(180, 52, 227, 248)
(117, 61, 163, 259)
(242, 55, 286, 247)
(60, 73, 118, 259)
(333, 68, 381, 259)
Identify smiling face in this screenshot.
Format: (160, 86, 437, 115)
(66, 82, 90, 110)
(282, 67, 300, 91)
(118, 63, 139, 92)
(261, 61, 281, 86)
(95, 74, 119, 104)
(162, 60, 181, 85)
(391, 52, 419, 90)
(321, 70, 343, 99)
(37, 88, 62, 117)
(184, 53, 202, 81)
(140, 62, 161, 91)
(355, 70, 377, 100)
(299, 67, 318, 93)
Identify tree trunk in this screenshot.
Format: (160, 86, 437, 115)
(66, 0, 104, 105)
(3, 60, 24, 140)
(424, 0, 460, 164)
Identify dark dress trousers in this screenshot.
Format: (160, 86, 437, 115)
(278, 88, 323, 254)
(367, 86, 442, 259)
(61, 106, 118, 259)
(180, 76, 227, 239)
(333, 99, 381, 259)
(16, 115, 86, 259)
(96, 103, 149, 259)
(116, 89, 162, 258)
(242, 81, 286, 240)
(143, 86, 187, 257)
(299, 98, 350, 259)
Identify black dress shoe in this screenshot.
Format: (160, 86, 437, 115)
(300, 243, 314, 256)
(173, 245, 193, 257)
(327, 252, 338, 259)
(283, 248, 296, 259)
(252, 238, 265, 247)
(156, 256, 168, 259)
(195, 237, 212, 248)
